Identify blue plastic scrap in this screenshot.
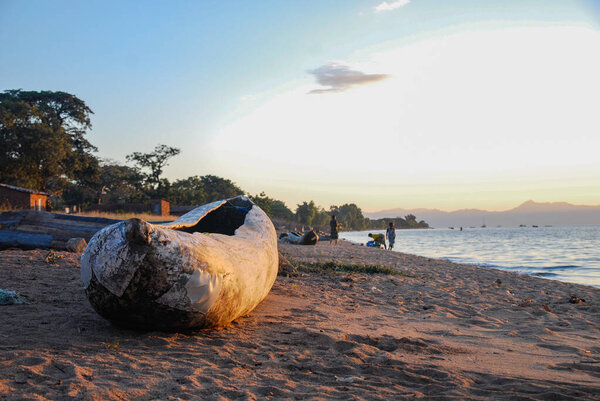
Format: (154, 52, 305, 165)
(0, 289, 28, 305)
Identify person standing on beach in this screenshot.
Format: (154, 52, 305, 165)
(330, 215, 340, 245)
(386, 222, 396, 250)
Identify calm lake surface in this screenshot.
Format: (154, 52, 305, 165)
(341, 225, 600, 288)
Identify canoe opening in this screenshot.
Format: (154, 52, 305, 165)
(177, 198, 252, 236)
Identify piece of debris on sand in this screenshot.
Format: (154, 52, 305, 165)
(0, 289, 28, 305)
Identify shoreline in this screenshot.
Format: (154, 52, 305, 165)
(1, 242, 599, 400)
(341, 239, 600, 290)
(340, 227, 600, 289)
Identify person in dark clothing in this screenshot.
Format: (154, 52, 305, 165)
(386, 222, 396, 250)
(330, 215, 340, 245)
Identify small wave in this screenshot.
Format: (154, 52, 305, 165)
(538, 265, 581, 270)
(457, 261, 582, 271)
(534, 272, 558, 277)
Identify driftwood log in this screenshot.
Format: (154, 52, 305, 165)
(80, 196, 278, 331)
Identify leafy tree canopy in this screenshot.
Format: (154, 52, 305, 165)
(365, 215, 429, 229)
(330, 203, 365, 230)
(200, 175, 243, 202)
(0, 89, 98, 193)
(270, 199, 295, 221)
(169, 175, 208, 205)
(295, 200, 318, 226)
(126, 144, 180, 198)
(169, 175, 244, 205)
(98, 161, 145, 203)
(250, 192, 294, 220)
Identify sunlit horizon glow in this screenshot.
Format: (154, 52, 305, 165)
(1, 1, 599, 213)
(209, 25, 600, 212)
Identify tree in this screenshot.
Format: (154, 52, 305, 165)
(330, 203, 365, 230)
(98, 161, 145, 203)
(364, 215, 429, 229)
(404, 214, 418, 227)
(199, 175, 243, 202)
(0, 89, 98, 193)
(168, 175, 244, 205)
(126, 144, 180, 198)
(312, 209, 330, 228)
(250, 192, 294, 220)
(295, 201, 318, 226)
(250, 192, 273, 215)
(169, 175, 207, 205)
(270, 199, 295, 221)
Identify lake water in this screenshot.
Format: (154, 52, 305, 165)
(340, 225, 600, 288)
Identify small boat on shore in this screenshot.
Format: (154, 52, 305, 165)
(284, 230, 319, 245)
(0, 210, 119, 250)
(81, 196, 278, 331)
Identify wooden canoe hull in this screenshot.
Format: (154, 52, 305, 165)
(287, 230, 319, 245)
(80, 197, 278, 330)
(0, 210, 120, 250)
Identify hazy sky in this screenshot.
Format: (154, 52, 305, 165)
(1, 0, 599, 212)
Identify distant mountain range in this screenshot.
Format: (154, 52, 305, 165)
(365, 200, 600, 228)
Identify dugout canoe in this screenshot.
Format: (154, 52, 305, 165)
(286, 230, 319, 245)
(80, 196, 278, 330)
(0, 210, 120, 250)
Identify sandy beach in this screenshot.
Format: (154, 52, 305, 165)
(1, 241, 599, 400)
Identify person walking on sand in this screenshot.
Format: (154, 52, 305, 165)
(330, 215, 340, 245)
(386, 222, 396, 250)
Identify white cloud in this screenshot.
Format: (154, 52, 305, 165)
(374, 0, 410, 12)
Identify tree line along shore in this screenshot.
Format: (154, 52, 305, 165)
(0, 89, 428, 231)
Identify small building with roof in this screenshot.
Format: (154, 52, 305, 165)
(0, 184, 48, 211)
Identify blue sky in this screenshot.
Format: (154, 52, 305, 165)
(1, 0, 599, 211)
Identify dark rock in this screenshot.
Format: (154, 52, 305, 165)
(66, 237, 87, 253)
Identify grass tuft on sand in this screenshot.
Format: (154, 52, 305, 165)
(0, 205, 178, 222)
(290, 258, 418, 277)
